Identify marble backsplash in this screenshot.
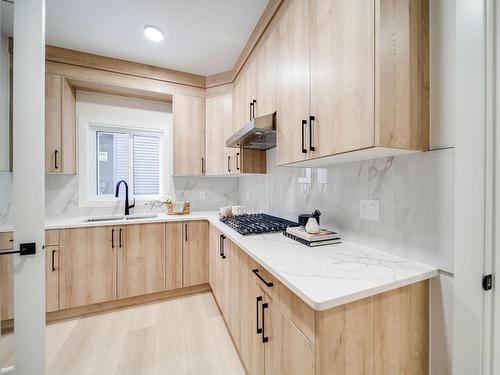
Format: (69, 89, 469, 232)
(0, 173, 238, 222)
(239, 148, 455, 272)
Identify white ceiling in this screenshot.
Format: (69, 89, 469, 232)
(46, 0, 269, 76)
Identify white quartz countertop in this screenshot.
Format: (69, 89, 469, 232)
(0, 211, 439, 311)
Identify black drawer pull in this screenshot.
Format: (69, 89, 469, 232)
(119, 228, 123, 248)
(262, 302, 269, 343)
(301, 120, 307, 153)
(221, 235, 226, 259)
(51, 249, 56, 272)
(256, 296, 263, 334)
(227, 156, 231, 172)
(252, 269, 274, 287)
(111, 229, 115, 248)
(54, 150, 59, 169)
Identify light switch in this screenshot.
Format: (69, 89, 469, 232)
(360, 200, 380, 222)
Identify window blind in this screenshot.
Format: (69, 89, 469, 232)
(133, 134, 160, 195)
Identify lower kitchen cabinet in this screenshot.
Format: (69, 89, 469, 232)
(59, 226, 117, 309)
(45, 245, 59, 312)
(117, 223, 166, 299)
(0, 254, 13, 321)
(165, 222, 183, 290)
(264, 297, 315, 375)
(239, 270, 265, 375)
(183, 220, 208, 287)
(209, 226, 241, 347)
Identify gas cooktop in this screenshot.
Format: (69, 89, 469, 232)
(220, 213, 300, 235)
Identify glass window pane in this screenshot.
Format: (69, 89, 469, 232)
(133, 135, 160, 195)
(96, 131, 128, 195)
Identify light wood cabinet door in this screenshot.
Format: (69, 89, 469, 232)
(0, 254, 13, 321)
(310, 0, 375, 157)
(165, 222, 183, 290)
(209, 225, 223, 307)
(255, 28, 277, 117)
(45, 246, 59, 312)
(182, 220, 208, 287)
(264, 297, 315, 375)
(205, 93, 233, 175)
(232, 75, 247, 134)
(59, 226, 117, 309)
(227, 239, 241, 349)
(173, 94, 205, 176)
(239, 271, 265, 375)
(276, 0, 311, 165)
(117, 223, 166, 299)
(45, 73, 62, 173)
(45, 73, 76, 174)
(244, 59, 257, 121)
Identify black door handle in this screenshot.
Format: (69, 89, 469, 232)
(51, 249, 56, 272)
(301, 120, 307, 154)
(221, 235, 226, 259)
(111, 229, 115, 248)
(236, 152, 240, 171)
(309, 115, 316, 151)
(54, 150, 59, 169)
(262, 302, 269, 343)
(185, 223, 188, 242)
(256, 296, 263, 334)
(253, 269, 274, 287)
(119, 228, 123, 248)
(252, 99, 257, 119)
(249, 102, 254, 121)
(227, 156, 231, 172)
(201, 157, 205, 174)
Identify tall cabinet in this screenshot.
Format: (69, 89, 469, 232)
(45, 73, 76, 174)
(276, 0, 429, 166)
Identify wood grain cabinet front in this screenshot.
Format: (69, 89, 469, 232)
(182, 220, 209, 287)
(45, 73, 76, 174)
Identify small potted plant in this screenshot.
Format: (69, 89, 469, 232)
(145, 194, 190, 215)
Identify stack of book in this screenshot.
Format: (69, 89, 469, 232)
(284, 226, 341, 247)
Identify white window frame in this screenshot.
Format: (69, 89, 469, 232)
(79, 115, 172, 207)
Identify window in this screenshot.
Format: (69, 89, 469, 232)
(79, 117, 168, 206)
(94, 130, 161, 197)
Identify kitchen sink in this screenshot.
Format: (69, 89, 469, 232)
(82, 214, 159, 223)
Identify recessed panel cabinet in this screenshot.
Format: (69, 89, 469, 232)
(182, 220, 208, 287)
(275, 0, 429, 166)
(173, 94, 206, 176)
(45, 73, 76, 174)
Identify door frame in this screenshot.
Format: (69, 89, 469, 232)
(8, 0, 47, 374)
(453, 0, 497, 374)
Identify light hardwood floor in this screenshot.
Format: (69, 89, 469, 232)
(0, 292, 246, 375)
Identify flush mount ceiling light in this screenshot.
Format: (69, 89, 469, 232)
(144, 26, 164, 42)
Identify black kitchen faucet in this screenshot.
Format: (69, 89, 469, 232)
(115, 180, 135, 216)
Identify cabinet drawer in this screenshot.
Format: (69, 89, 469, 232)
(45, 230, 60, 246)
(240, 247, 316, 345)
(0, 232, 13, 250)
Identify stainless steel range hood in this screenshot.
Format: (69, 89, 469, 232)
(226, 112, 276, 150)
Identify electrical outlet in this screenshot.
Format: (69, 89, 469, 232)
(200, 191, 206, 200)
(360, 200, 380, 221)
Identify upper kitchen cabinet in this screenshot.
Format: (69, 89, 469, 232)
(173, 94, 205, 176)
(205, 92, 234, 175)
(276, 0, 429, 166)
(45, 73, 77, 174)
(254, 27, 277, 119)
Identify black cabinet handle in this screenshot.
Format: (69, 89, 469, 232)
(262, 302, 269, 343)
(201, 157, 205, 174)
(185, 223, 188, 242)
(301, 120, 307, 154)
(252, 99, 257, 119)
(111, 229, 115, 248)
(54, 150, 59, 169)
(236, 152, 240, 171)
(221, 235, 226, 259)
(256, 296, 263, 334)
(51, 249, 56, 272)
(252, 269, 274, 287)
(119, 228, 123, 248)
(219, 234, 223, 257)
(249, 102, 254, 121)
(309, 115, 316, 151)
(227, 156, 231, 173)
